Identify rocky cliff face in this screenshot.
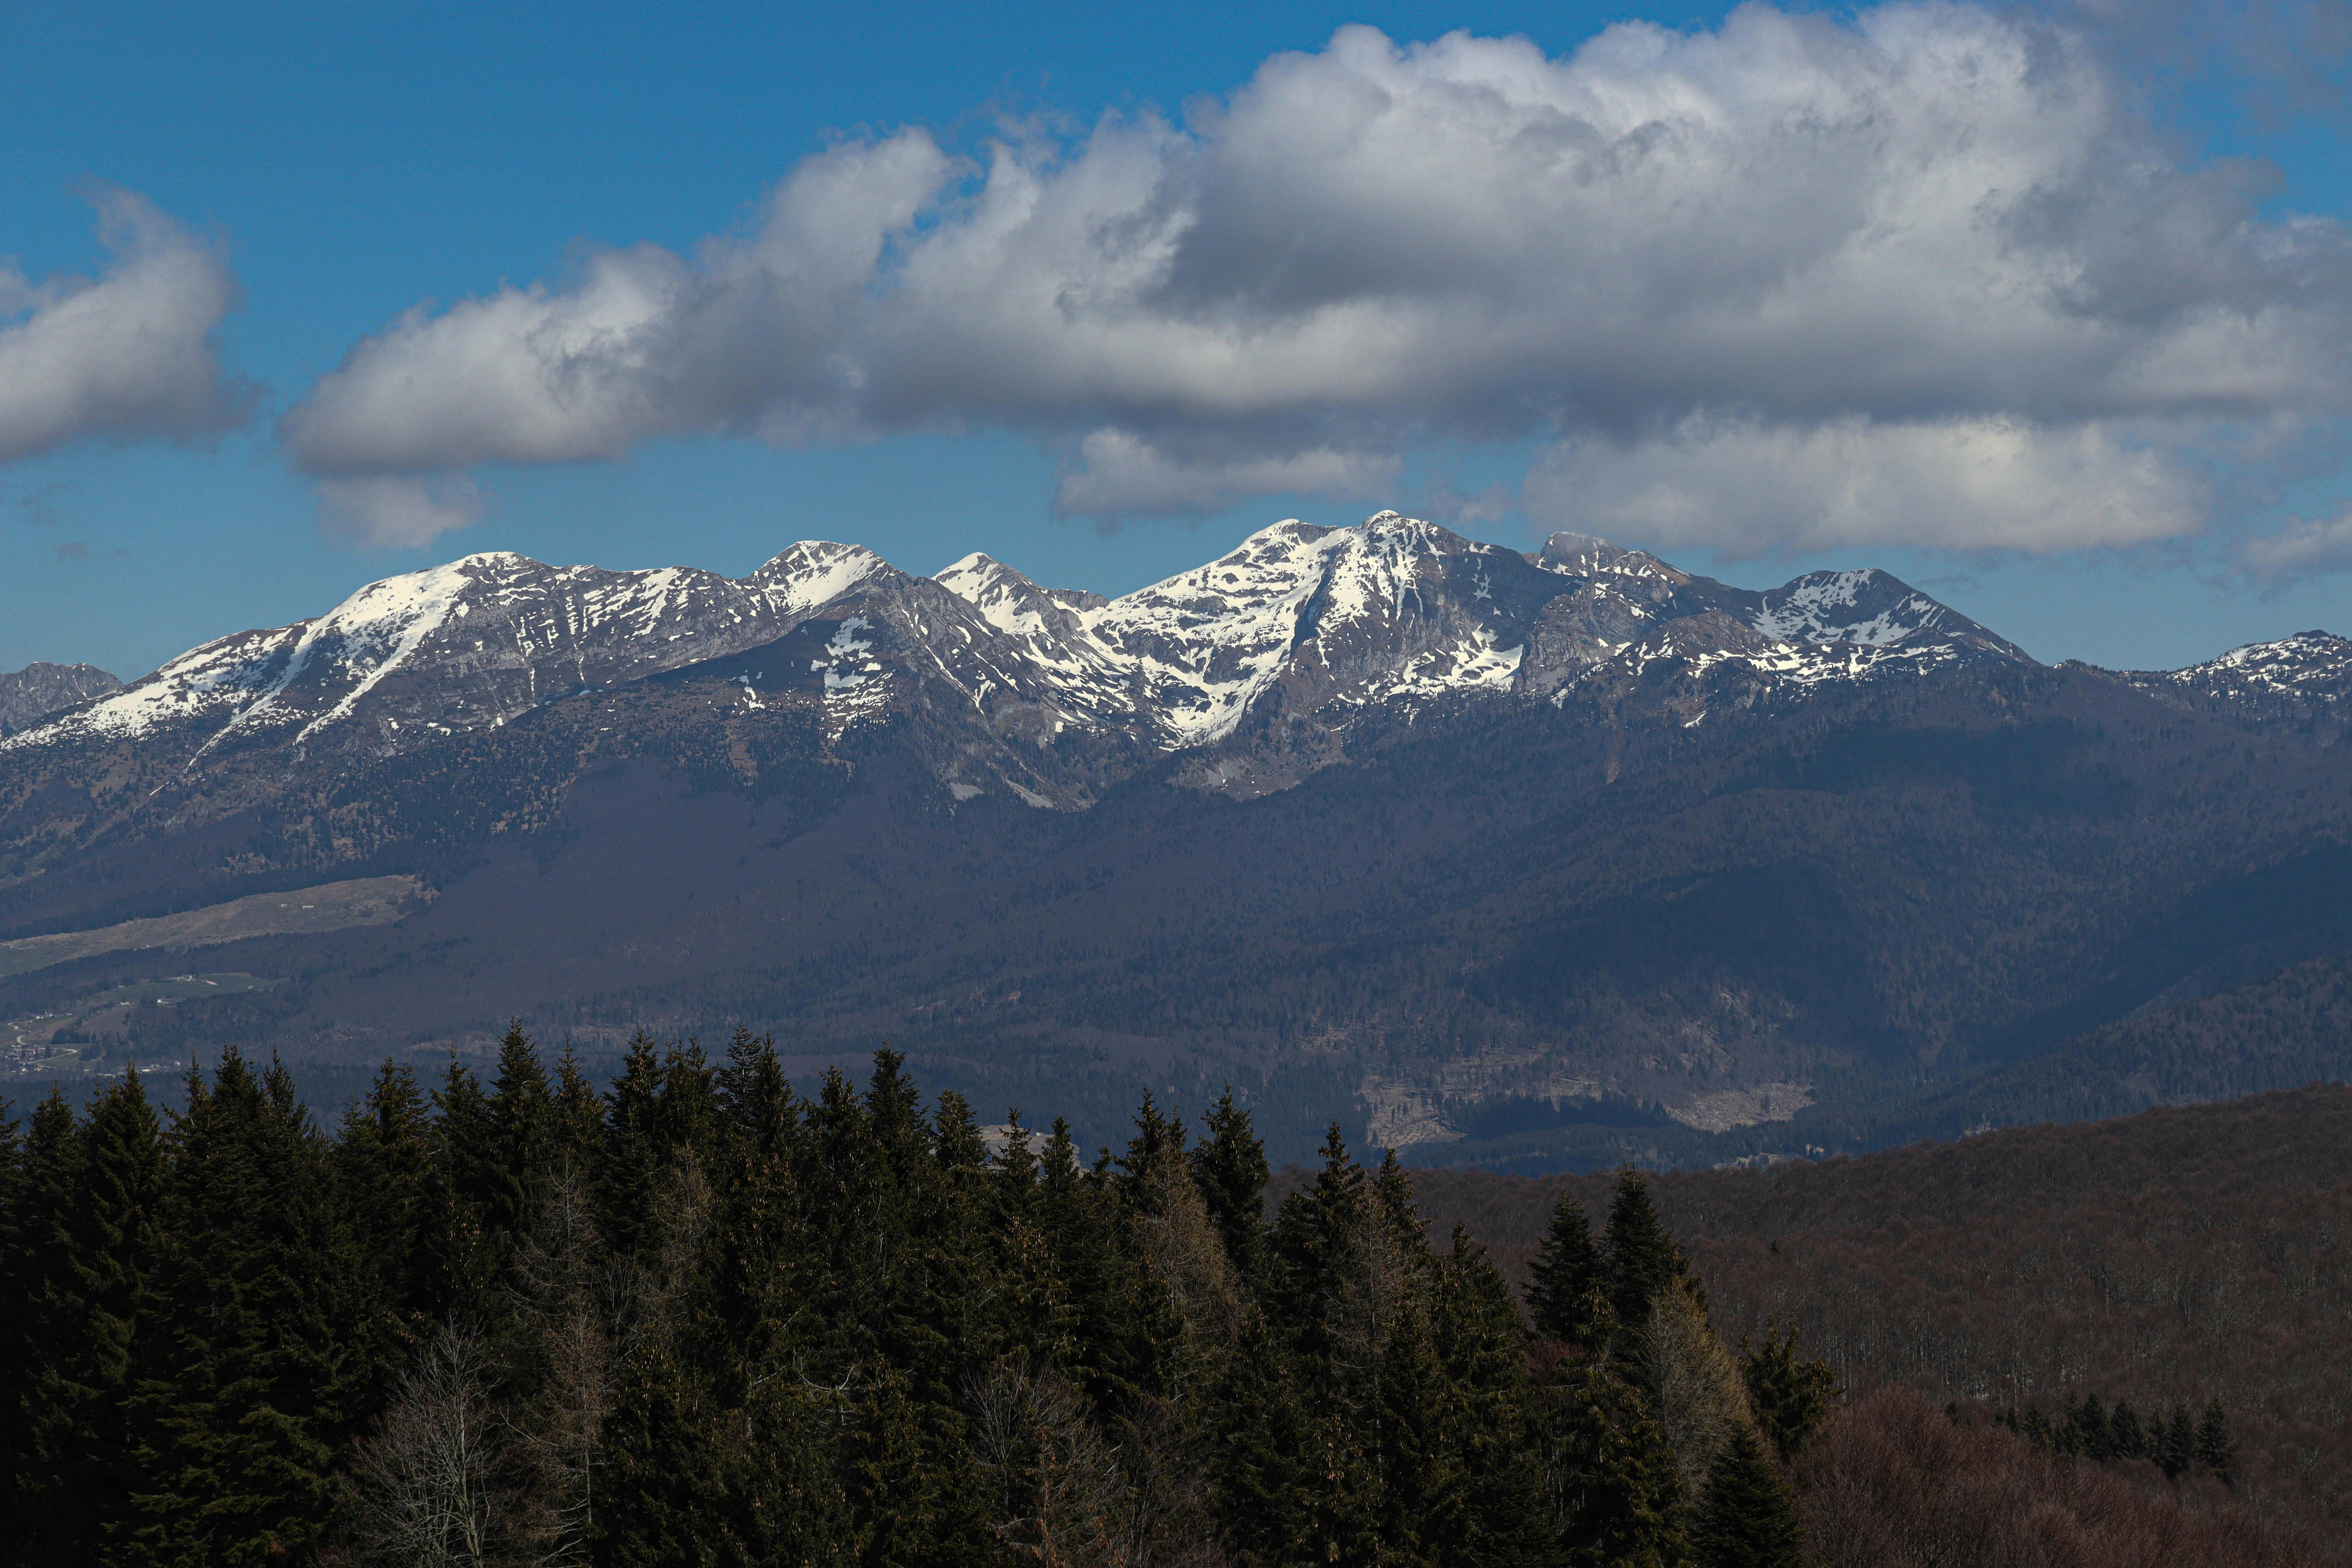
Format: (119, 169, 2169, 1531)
(0, 662, 120, 736)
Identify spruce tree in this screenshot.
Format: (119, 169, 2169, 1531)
(420, 1053, 501, 1322)
(597, 1034, 666, 1260)
(1739, 1321, 1836, 1462)
(2074, 1391, 2112, 1459)
(598, 1154, 731, 1568)
(1434, 1225, 1553, 1568)
(334, 1058, 434, 1417)
(1035, 1115, 1129, 1406)
(2196, 1399, 2235, 1484)
(655, 1037, 721, 1168)
(1211, 1312, 1318, 1568)
(548, 1039, 606, 1177)
(1374, 1278, 1453, 1568)
(1691, 1425, 1802, 1568)
(1527, 1189, 1607, 1350)
(1265, 1125, 1386, 1561)
(8, 1090, 92, 1566)
(1543, 1294, 1693, 1568)
(2157, 1403, 2195, 1480)
(1604, 1167, 1691, 1332)
(123, 1049, 361, 1566)
(54, 1071, 166, 1564)
(2110, 1399, 2146, 1461)
(487, 1020, 555, 1244)
(1191, 1087, 1271, 1282)
(0, 1091, 27, 1555)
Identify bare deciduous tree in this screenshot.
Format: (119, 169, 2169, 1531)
(343, 1326, 514, 1568)
(973, 1356, 1136, 1568)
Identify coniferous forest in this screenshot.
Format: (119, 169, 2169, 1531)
(0, 1029, 2320, 1567)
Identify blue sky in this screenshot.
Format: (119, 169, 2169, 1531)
(4, 0, 2350, 679)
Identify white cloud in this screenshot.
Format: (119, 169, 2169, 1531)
(1527, 415, 2210, 554)
(2243, 506, 2352, 582)
(281, 4, 2352, 548)
(0, 190, 250, 464)
(318, 474, 486, 548)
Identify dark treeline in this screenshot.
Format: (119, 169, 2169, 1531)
(3, 1025, 1835, 1567)
(1383, 1086, 2352, 1559)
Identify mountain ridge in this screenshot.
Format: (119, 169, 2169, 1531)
(8, 511, 2352, 1165)
(5, 511, 2043, 786)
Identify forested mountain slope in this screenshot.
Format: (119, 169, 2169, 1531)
(1388, 1085, 2352, 1547)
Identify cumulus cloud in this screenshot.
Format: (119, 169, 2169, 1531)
(0, 190, 250, 464)
(318, 474, 486, 548)
(282, 4, 2352, 553)
(1527, 416, 2211, 555)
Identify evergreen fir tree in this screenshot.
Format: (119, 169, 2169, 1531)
(2021, 1405, 2053, 1450)
(1604, 1167, 1691, 1333)
(1265, 1126, 1387, 1561)
(1269, 1122, 1369, 1351)
(1191, 1087, 1271, 1282)
(8, 1089, 99, 1566)
(1034, 1115, 1129, 1406)
(420, 1053, 501, 1322)
(1374, 1148, 1428, 1259)
(596, 1033, 666, 1260)
(1374, 1281, 1453, 1568)
(2157, 1403, 2195, 1480)
(52, 1071, 166, 1566)
(1527, 1190, 1607, 1350)
(655, 1037, 721, 1168)
(1210, 1312, 1318, 1568)
(597, 1156, 733, 1568)
(487, 1020, 555, 1245)
(2074, 1391, 2112, 1459)
(334, 1057, 434, 1416)
(2196, 1398, 2235, 1484)
(1691, 1425, 1802, 1568)
(1739, 1321, 1837, 1463)
(548, 1040, 606, 1176)
(1433, 1225, 1553, 1568)
(122, 1049, 361, 1566)
(1543, 1292, 1693, 1568)
(2109, 1399, 2147, 1461)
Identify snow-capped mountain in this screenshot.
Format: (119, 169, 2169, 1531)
(14, 544, 894, 760)
(2116, 631, 2352, 712)
(6, 511, 2036, 786)
(11, 512, 2352, 1165)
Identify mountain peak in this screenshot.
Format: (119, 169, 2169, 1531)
(1534, 530, 1688, 583)
(0, 661, 123, 737)
(2132, 628, 2352, 702)
(935, 552, 1090, 639)
(748, 541, 892, 614)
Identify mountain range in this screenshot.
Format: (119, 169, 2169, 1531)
(6, 512, 2352, 1165)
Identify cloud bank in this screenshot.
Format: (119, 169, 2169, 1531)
(282, 4, 2352, 555)
(0, 191, 250, 465)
